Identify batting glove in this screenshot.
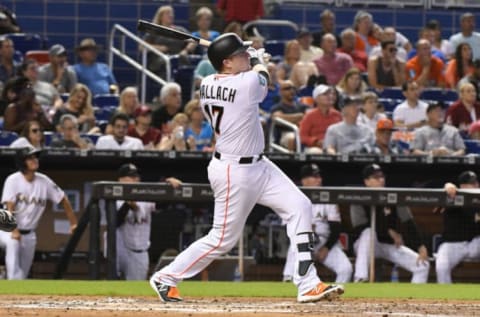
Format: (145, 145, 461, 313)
(247, 47, 270, 67)
(0, 208, 17, 232)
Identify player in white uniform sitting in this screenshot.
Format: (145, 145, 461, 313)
(149, 33, 344, 303)
(437, 171, 480, 283)
(0, 147, 77, 279)
(115, 163, 182, 280)
(283, 163, 352, 283)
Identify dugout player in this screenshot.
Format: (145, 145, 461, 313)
(0, 147, 77, 279)
(351, 164, 430, 283)
(149, 33, 344, 303)
(436, 171, 480, 283)
(115, 163, 182, 280)
(283, 163, 352, 283)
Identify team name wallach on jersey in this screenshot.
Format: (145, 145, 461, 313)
(200, 84, 237, 103)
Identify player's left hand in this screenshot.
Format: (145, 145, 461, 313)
(70, 223, 78, 234)
(247, 47, 270, 66)
(166, 177, 182, 189)
(417, 245, 429, 265)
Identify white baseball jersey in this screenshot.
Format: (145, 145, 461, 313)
(312, 204, 341, 238)
(1, 172, 64, 230)
(96, 135, 144, 150)
(116, 200, 155, 251)
(199, 71, 267, 156)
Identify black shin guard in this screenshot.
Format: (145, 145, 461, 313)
(296, 232, 315, 276)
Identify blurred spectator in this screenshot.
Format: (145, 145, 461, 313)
(445, 43, 474, 89)
(0, 76, 23, 116)
(184, 99, 213, 151)
(52, 83, 96, 133)
(336, 67, 367, 99)
(426, 19, 453, 60)
(299, 84, 341, 153)
(19, 58, 63, 115)
(367, 40, 406, 90)
(0, 37, 18, 84)
(96, 113, 143, 150)
(370, 118, 399, 155)
(3, 79, 52, 133)
(0, 5, 20, 34)
(314, 34, 353, 85)
(393, 81, 428, 129)
(323, 96, 374, 154)
(9, 120, 44, 149)
(50, 114, 94, 149)
(73, 38, 118, 96)
(194, 58, 216, 89)
(271, 80, 308, 152)
(357, 92, 386, 132)
(369, 27, 408, 62)
(446, 82, 480, 132)
(406, 28, 447, 63)
(248, 34, 265, 50)
(152, 82, 182, 134)
(297, 28, 323, 63)
(104, 86, 140, 135)
(157, 113, 189, 151)
(411, 103, 465, 156)
(312, 9, 340, 48)
(216, 0, 263, 25)
(459, 59, 480, 101)
(353, 10, 378, 56)
(449, 12, 480, 60)
(338, 28, 367, 72)
(192, 7, 220, 55)
(127, 105, 161, 150)
(277, 39, 318, 88)
(145, 6, 196, 78)
(468, 120, 480, 140)
(259, 62, 280, 114)
(223, 21, 247, 40)
(38, 44, 77, 94)
(405, 39, 445, 88)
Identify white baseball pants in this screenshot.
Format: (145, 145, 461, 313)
(436, 236, 480, 283)
(0, 230, 36, 279)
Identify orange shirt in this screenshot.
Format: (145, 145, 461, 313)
(405, 56, 445, 87)
(354, 33, 378, 54)
(444, 59, 474, 88)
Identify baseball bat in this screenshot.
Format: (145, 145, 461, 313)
(137, 19, 212, 47)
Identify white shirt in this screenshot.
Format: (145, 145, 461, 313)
(300, 46, 323, 63)
(95, 135, 143, 150)
(200, 71, 268, 156)
(357, 112, 387, 132)
(9, 137, 39, 149)
(393, 100, 428, 126)
(312, 203, 341, 238)
(116, 200, 155, 251)
(1, 172, 64, 230)
(450, 32, 480, 60)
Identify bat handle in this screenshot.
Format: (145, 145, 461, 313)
(198, 38, 211, 47)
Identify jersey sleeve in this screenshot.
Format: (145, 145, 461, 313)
(326, 204, 341, 222)
(247, 71, 268, 104)
(1, 175, 16, 204)
(45, 176, 65, 205)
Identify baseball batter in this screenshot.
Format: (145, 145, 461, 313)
(150, 33, 344, 303)
(0, 147, 77, 279)
(115, 163, 182, 280)
(437, 171, 480, 283)
(283, 164, 352, 283)
(351, 164, 430, 283)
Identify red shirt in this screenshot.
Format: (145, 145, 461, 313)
(299, 107, 342, 146)
(217, 0, 264, 23)
(446, 100, 480, 129)
(128, 125, 162, 146)
(337, 47, 368, 72)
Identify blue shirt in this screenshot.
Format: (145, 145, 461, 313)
(407, 48, 447, 64)
(185, 121, 213, 151)
(259, 84, 280, 113)
(73, 62, 117, 95)
(192, 31, 220, 55)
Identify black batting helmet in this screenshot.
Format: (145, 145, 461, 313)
(207, 33, 250, 71)
(15, 147, 41, 172)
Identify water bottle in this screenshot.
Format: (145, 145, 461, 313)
(391, 264, 399, 283)
(233, 264, 242, 282)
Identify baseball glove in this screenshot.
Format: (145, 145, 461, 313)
(0, 208, 17, 232)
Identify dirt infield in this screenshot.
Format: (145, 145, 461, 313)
(0, 295, 479, 317)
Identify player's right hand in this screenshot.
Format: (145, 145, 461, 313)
(444, 182, 457, 198)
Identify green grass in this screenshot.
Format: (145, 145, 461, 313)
(0, 281, 478, 300)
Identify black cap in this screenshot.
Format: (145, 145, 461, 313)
(300, 163, 321, 179)
(118, 163, 140, 178)
(362, 164, 383, 179)
(426, 102, 445, 113)
(457, 171, 478, 185)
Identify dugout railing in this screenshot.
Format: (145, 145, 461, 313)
(54, 183, 480, 282)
